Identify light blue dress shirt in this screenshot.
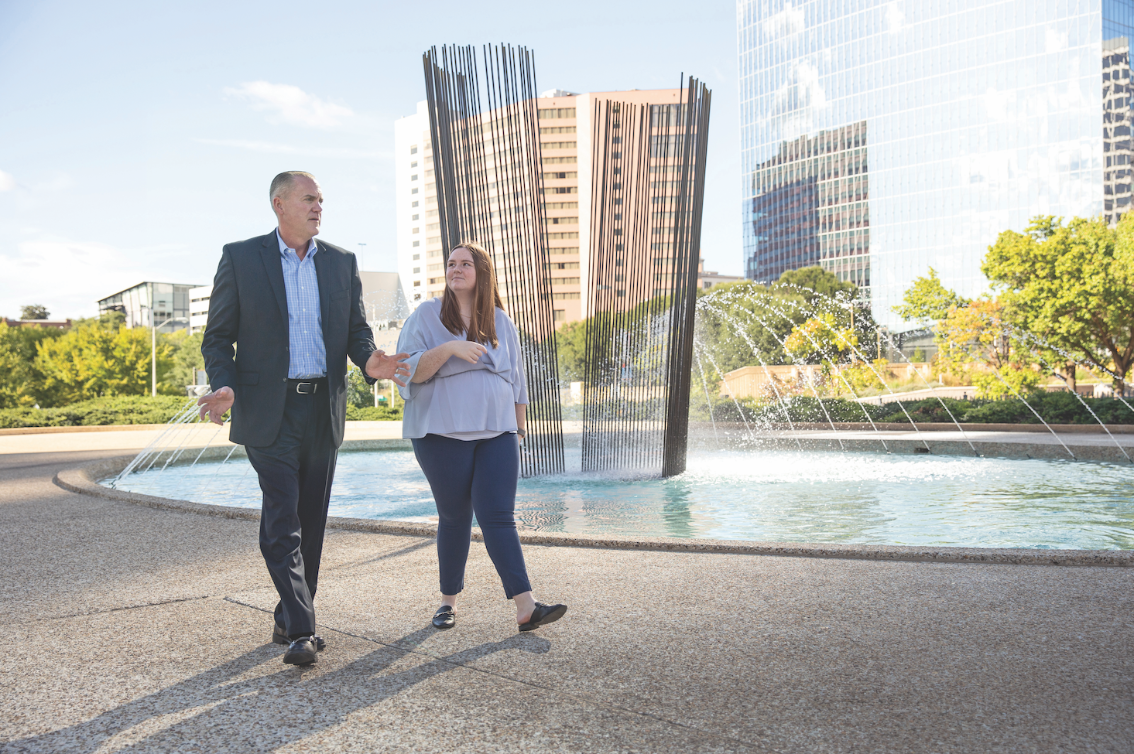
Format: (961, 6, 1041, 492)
(397, 299, 529, 440)
(277, 230, 327, 379)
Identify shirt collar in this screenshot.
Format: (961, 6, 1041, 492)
(277, 229, 317, 259)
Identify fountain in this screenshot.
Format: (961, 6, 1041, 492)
(99, 45, 1134, 552)
(102, 277, 1134, 551)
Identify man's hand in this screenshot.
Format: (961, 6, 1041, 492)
(197, 386, 234, 425)
(366, 350, 411, 386)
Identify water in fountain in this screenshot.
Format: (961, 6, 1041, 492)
(105, 284, 1134, 549)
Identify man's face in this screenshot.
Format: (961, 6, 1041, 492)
(274, 176, 322, 241)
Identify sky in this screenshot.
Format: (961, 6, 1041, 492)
(0, 0, 740, 320)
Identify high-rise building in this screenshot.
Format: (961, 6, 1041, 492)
(394, 88, 692, 326)
(739, 0, 1134, 328)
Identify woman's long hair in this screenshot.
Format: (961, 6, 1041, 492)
(439, 240, 504, 347)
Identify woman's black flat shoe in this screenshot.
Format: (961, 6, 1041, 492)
(432, 605, 456, 629)
(518, 602, 567, 632)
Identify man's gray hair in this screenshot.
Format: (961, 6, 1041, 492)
(269, 171, 316, 204)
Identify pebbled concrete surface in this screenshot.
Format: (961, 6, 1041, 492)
(2, 446, 1133, 752)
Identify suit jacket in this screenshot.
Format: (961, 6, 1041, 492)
(201, 230, 376, 448)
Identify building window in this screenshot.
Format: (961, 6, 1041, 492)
(413, 228, 419, 234)
(541, 126, 577, 134)
(411, 161, 418, 168)
(538, 107, 576, 119)
(541, 141, 576, 149)
(412, 253, 420, 260)
(552, 292, 581, 300)
(412, 214, 419, 221)
(413, 280, 421, 287)
(544, 172, 578, 180)
(413, 267, 421, 273)
(554, 309, 566, 322)
(412, 188, 418, 194)
(413, 241, 420, 247)
(412, 200, 419, 207)
(411, 174, 418, 181)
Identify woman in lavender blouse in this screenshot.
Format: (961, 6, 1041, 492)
(396, 241, 567, 632)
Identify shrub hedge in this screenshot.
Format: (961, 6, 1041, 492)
(0, 395, 193, 428)
(693, 391, 1134, 426)
(2, 391, 1129, 429)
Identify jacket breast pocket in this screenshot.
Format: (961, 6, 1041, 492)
(239, 371, 259, 385)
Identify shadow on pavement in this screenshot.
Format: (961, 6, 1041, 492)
(10, 626, 551, 753)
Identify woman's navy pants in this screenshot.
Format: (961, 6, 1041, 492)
(411, 432, 532, 599)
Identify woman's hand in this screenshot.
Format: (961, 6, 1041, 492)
(448, 340, 487, 364)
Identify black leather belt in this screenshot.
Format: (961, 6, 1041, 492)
(287, 377, 327, 395)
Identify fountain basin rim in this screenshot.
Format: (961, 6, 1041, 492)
(6, 420, 1134, 439)
(55, 454, 1134, 569)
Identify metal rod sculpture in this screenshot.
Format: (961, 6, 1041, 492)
(582, 78, 711, 477)
(422, 44, 565, 477)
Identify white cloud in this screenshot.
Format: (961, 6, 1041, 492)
(1045, 26, 1068, 54)
(769, 59, 826, 141)
(0, 170, 15, 191)
(885, 2, 905, 34)
(763, 1, 805, 41)
(193, 138, 389, 160)
(224, 81, 355, 129)
(0, 238, 166, 318)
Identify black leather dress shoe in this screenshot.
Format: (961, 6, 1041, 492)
(518, 602, 567, 632)
(283, 636, 318, 665)
(432, 605, 456, 629)
(273, 622, 325, 651)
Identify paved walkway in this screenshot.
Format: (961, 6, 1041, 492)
(2, 438, 1133, 752)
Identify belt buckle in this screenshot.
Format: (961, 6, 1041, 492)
(295, 381, 317, 395)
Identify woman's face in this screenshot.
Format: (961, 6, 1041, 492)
(446, 247, 477, 295)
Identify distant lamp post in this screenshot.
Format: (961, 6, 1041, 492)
(142, 306, 188, 397)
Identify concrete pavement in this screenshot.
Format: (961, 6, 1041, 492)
(2, 436, 1133, 752)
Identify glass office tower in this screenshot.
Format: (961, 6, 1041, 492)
(739, 0, 1134, 328)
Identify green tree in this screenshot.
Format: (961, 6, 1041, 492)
(555, 319, 588, 382)
(0, 322, 63, 407)
(774, 266, 858, 304)
(35, 321, 173, 404)
(892, 267, 969, 324)
(346, 364, 373, 408)
(160, 330, 204, 394)
(983, 214, 1134, 390)
(783, 312, 858, 364)
(19, 304, 50, 320)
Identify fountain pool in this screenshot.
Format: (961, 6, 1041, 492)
(105, 447, 1134, 550)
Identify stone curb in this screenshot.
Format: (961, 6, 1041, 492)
(52, 455, 1134, 568)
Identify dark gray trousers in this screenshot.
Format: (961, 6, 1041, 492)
(245, 387, 337, 638)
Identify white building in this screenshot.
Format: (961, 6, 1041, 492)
(189, 285, 211, 334)
(187, 274, 407, 348)
(394, 101, 434, 312)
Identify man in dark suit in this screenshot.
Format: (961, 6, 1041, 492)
(198, 171, 409, 665)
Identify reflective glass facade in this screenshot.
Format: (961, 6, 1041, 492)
(739, 0, 1134, 328)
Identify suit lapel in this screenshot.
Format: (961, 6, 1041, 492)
(313, 239, 332, 344)
(259, 230, 289, 325)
